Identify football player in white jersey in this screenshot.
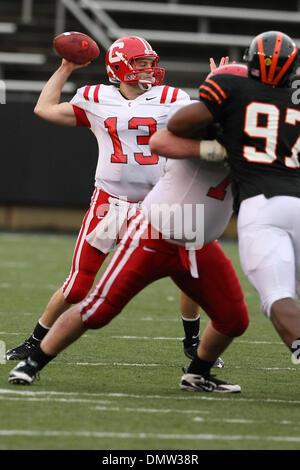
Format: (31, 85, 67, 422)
(8, 112, 249, 391)
(6, 36, 215, 363)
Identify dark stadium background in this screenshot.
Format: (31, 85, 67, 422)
(1, 0, 299, 233)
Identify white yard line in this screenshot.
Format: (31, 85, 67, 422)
(0, 390, 297, 423)
(0, 429, 300, 442)
(192, 417, 294, 425)
(112, 335, 180, 340)
(0, 329, 283, 345)
(111, 335, 283, 345)
(1, 388, 300, 405)
(0, 395, 112, 404)
(65, 361, 297, 371)
(92, 405, 210, 415)
(91, 407, 295, 426)
(68, 362, 161, 367)
(0, 332, 26, 335)
(0, 261, 29, 268)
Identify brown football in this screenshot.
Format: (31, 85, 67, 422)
(53, 31, 100, 64)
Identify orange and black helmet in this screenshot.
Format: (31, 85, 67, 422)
(244, 31, 298, 87)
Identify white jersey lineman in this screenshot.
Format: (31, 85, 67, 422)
(142, 158, 233, 250)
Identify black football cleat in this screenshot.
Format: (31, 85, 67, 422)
(5, 337, 40, 361)
(180, 367, 240, 393)
(8, 358, 40, 385)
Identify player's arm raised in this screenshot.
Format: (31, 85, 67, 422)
(167, 55, 231, 138)
(34, 59, 89, 126)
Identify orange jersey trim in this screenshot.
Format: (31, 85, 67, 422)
(199, 91, 213, 101)
(206, 79, 227, 99)
(200, 85, 222, 104)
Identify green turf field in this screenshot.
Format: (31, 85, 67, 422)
(0, 232, 300, 451)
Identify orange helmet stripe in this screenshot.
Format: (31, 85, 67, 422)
(257, 34, 267, 83)
(272, 44, 298, 85)
(267, 31, 283, 83)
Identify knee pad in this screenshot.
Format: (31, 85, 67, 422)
(80, 298, 120, 329)
(212, 300, 250, 337)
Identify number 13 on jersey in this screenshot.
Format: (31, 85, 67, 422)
(105, 116, 159, 165)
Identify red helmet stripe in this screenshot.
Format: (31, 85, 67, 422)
(136, 36, 152, 50)
(267, 32, 283, 83)
(273, 44, 298, 85)
(257, 34, 267, 83)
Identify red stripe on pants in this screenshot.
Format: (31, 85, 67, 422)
(62, 189, 111, 303)
(80, 213, 249, 336)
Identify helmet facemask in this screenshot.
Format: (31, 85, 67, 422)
(125, 56, 165, 90)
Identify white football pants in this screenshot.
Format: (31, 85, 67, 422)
(238, 194, 300, 318)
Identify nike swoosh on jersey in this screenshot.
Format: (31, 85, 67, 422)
(146, 97, 156, 100)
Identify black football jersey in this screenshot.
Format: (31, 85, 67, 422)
(199, 74, 300, 212)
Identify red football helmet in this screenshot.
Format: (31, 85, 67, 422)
(207, 63, 248, 79)
(105, 36, 165, 87)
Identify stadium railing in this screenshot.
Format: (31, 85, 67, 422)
(4, 80, 75, 93)
(53, 0, 300, 63)
(0, 52, 47, 90)
(81, 0, 300, 25)
(54, 0, 112, 49)
(81, 1, 300, 49)
(0, 52, 46, 66)
(0, 22, 17, 34)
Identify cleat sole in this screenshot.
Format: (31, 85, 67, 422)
(8, 377, 31, 385)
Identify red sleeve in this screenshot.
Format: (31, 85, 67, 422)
(72, 105, 91, 128)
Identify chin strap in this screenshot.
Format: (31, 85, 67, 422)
(138, 82, 152, 91)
